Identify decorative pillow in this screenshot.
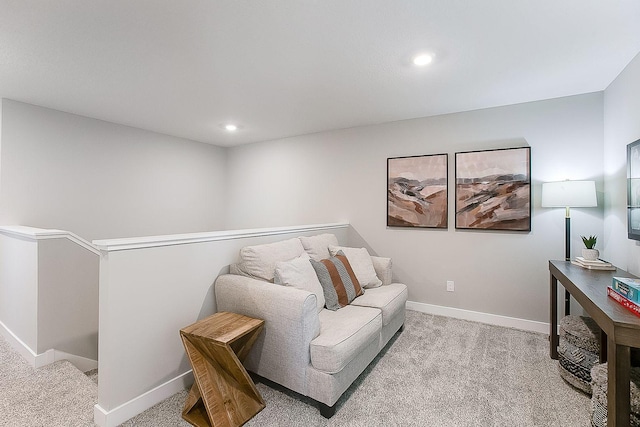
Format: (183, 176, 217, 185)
(310, 251, 363, 311)
(299, 233, 339, 261)
(274, 253, 325, 313)
(328, 245, 383, 288)
(236, 238, 305, 282)
(371, 256, 393, 286)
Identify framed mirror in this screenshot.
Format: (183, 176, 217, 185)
(628, 138, 640, 240)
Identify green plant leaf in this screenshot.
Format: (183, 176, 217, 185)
(581, 235, 597, 249)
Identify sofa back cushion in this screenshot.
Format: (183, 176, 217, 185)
(235, 237, 305, 282)
(299, 233, 339, 261)
(274, 253, 325, 312)
(310, 251, 363, 311)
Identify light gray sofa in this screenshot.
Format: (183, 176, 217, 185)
(215, 233, 407, 417)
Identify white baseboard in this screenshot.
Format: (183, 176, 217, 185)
(34, 349, 56, 368)
(406, 300, 550, 334)
(0, 319, 39, 365)
(52, 349, 98, 372)
(94, 370, 194, 427)
(0, 320, 97, 371)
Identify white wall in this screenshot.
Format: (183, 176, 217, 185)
(226, 93, 605, 323)
(0, 100, 3, 196)
(603, 52, 640, 272)
(0, 99, 228, 241)
(92, 223, 349, 427)
(0, 226, 99, 370)
(37, 237, 99, 358)
(0, 232, 38, 350)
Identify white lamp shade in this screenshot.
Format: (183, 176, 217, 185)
(541, 180, 597, 207)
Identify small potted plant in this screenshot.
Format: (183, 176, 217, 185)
(581, 235, 599, 260)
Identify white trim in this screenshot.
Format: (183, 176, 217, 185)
(34, 349, 56, 368)
(0, 320, 98, 370)
(0, 225, 100, 255)
(92, 222, 350, 252)
(0, 319, 38, 366)
(94, 370, 194, 427)
(53, 350, 98, 372)
(406, 300, 549, 334)
(40, 230, 101, 256)
(0, 225, 53, 239)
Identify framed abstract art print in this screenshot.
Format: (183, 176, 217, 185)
(387, 154, 448, 228)
(455, 147, 531, 231)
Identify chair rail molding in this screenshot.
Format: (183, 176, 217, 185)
(0, 225, 100, 255)
(92, 222, 350, 252)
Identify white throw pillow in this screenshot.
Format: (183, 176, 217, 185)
(328, 245, 383, 288)
(299, 233, 339, 261)
(274, 253, 326, 312)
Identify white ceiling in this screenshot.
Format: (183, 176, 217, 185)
(1, 1, 639, 147)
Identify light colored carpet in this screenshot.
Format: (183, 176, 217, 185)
(0, 335, 97, 427)
(123, 310, 592, 426)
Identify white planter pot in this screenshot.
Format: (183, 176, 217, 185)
(582, 248, 599, 261)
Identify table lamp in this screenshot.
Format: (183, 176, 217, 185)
(541, 180, 597, 314)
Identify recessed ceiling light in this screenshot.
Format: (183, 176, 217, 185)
(412, 53, 433, 67)
(224, 124, 238, 132)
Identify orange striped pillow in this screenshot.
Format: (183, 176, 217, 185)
(310, 251, 363, 310)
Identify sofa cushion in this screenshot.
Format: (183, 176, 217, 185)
(236, 237, 305, 282)
(274, 253, 325, 312)
(310, 305, 382, 374)
(300, 233, 339, 261)
(351, 283, 408, 326)
(371, 256, 393, 286)
(310, 252, 363, 311)
(329, 245, 382, 288)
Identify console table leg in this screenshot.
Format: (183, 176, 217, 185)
(607, 338, 631, 427)
(599, 329, 607, 364)
(550, 274, 559, 359)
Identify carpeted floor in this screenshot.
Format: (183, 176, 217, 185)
(123, 310, 592, 426)
(0, 334, 97, 427)
(0, 310, 592, 426)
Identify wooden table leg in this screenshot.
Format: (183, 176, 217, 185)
(550, 273, 559, 359)
(607, 336, 631, 427)
(182, 384, 211, 427)
(181, 327, 265, 427)
(599, 329, 607, 364)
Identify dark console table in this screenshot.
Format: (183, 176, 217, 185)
(549, 260, 640, 427)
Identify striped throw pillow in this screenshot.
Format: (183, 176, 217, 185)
(310, 251, 363, 311)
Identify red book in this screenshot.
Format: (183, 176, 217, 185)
(607, 286, 640, 317)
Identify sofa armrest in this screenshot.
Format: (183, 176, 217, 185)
(371, 256, 392, 286)
(215, 274, 320, 395)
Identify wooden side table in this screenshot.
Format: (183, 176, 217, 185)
(180, 312, 265, 427)
(550, 260, 640, 426)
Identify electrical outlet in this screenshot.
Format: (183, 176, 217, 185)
(446, 280, 455, 292)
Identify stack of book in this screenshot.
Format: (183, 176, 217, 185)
(608, 277, 640, 317)
(571, 257, 616, 271)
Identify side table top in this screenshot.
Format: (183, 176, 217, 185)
(180, 311, 264, 345)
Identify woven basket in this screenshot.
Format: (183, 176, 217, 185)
(590, 363, 640, 427)
(558, 315, 600, 394)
